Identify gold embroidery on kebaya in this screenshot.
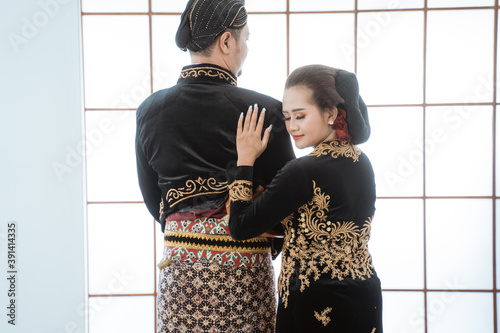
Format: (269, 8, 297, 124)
(278, 181, 374, 308)
(179, 66, 237, 86)
(281, 213, 295, 247)
(308, 140, 361, 162)
(166, 177, 229, 207)
(229, 180, 253, 202)
(314, 307, 332, 326)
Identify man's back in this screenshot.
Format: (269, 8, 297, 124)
(136, 63, 295, 230)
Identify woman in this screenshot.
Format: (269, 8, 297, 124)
(228, 65, 383, 332)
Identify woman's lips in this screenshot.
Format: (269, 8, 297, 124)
(292, 135, 304, 141)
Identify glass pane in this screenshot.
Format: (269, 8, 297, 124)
(425, 106, 493, 196)
(293, 145, 314, 158)
(89, 296, 155, 333)
(83, 16, 150, 109)
(152, 0, 287, 13)
(428, 0, 494, 7)
(361, 107, 423, 197)
(370, 199, 424, 289)
(151, 15, 190, 92)
(152, 0, 189, 12)
(290, 0, 354, 11)
(426, 199, 493, 289)
(88, 203, 155, 294)
(82, 0, 148, 12)
(290, 14, 355, 72)
(86, 111, 143, 201)
(426, 10, 494, 103)
(245, 0, 286, 12)
(358, 0, 423, 10)
(357, 11, 423, 104)
(238, 14, 287, 100)
(427, 292, 493, 333)
(382, 291, 425, 333)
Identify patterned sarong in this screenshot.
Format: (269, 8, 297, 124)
(157, 217, 276, 333)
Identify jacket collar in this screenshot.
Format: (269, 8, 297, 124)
(178, 63, 237, 86)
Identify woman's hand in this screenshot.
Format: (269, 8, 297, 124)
(236, 104, 272, 166)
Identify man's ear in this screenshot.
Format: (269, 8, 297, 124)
(218, 31, 232, 54)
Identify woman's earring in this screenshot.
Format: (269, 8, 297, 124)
(328, 120, 334, 125)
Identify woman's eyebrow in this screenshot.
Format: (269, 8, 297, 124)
(283, 108, 305, 113)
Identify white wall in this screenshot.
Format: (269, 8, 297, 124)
(0, 0, 86, 332)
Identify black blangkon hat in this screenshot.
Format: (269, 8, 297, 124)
(176, 0, 247, 52)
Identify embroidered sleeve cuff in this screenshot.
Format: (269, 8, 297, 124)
(229, 180, 253, 202)
(228, 166, 253, 202)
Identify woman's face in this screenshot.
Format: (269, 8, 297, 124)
(282, 86, 337, 149)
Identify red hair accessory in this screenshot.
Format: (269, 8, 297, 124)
(332, 107, 352, 142)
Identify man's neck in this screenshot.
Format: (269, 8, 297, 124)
(190, 53, 232, 74)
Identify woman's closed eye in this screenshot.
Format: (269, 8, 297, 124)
(282, 114, 305, 121)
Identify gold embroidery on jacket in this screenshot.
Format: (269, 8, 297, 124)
(229, 180, 253, 202)
(308, 140, 361, 162)
(179, 66, 237, 86)
(278, 181, 374, 308)
(159, 197, 164, 218)
(166, 177, 229, 207)
(314, 307, 332, 326)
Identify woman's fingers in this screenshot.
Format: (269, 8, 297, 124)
(243, 105, 253, 132)
(256, 107, 266, 132)
(235, 104, 271, 166)
(250, 104, 259, 130)
(262, 124, 272, 148)
(243, 104, 265, 132)
(237, 112, 244, 134)
(241, 104, 268, 139)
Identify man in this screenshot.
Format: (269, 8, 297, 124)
(135, 0, 295, 332)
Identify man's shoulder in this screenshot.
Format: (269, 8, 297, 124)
(136, 85, 178, 117)
(229, 86, 281, 106)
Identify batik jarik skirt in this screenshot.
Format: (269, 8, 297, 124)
(157, 217, 276, 333)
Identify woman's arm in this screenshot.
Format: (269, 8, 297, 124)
(228, 105, 311, 240)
